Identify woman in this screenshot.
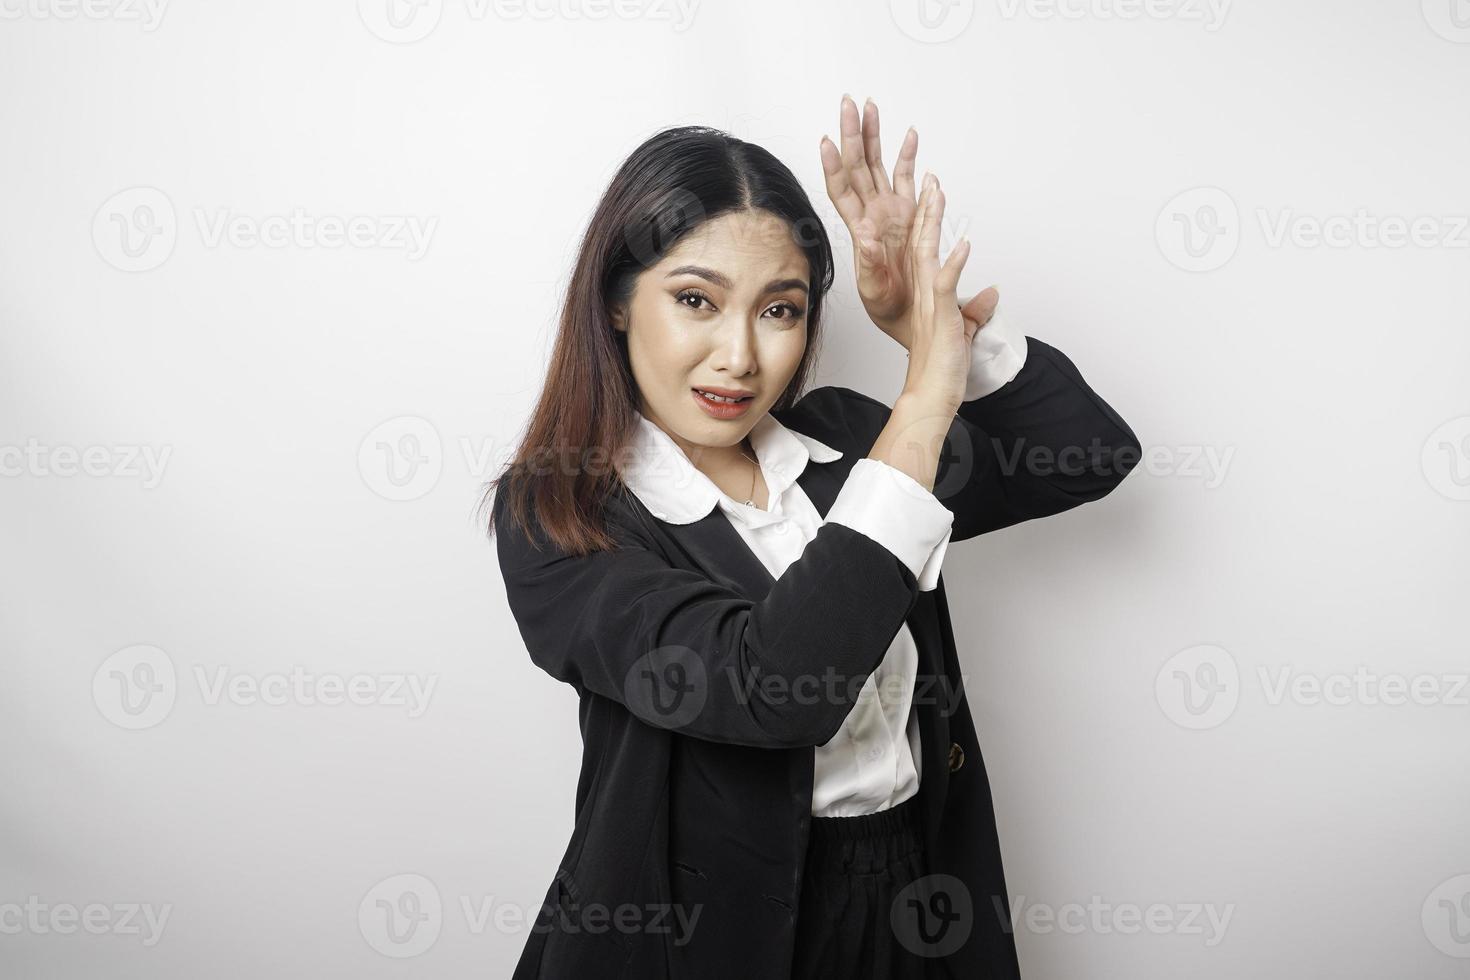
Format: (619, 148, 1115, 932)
(486, 96, 1140, 979)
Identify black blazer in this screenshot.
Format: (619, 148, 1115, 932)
(495, 336, 1141, 979)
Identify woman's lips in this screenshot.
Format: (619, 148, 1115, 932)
(692, 388, 754, 419)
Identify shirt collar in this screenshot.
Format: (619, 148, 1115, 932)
(616, 407, 843, 526)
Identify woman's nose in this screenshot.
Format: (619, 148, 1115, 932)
(710, 319, 758, 375)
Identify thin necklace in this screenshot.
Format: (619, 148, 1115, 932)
(738, 446, 759, 507)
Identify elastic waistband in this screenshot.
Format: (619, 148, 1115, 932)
(809, 792, 922, 843)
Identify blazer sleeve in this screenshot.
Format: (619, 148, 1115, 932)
(493, 476, 935, 750)
(827, 336, 1141, 541)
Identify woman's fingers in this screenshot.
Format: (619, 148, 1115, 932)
(915, 178, 943, 278)
(960, 287, 1000, 327)
(860, 99, 893, 195)
(839, 95, 878, 203)
(936, 235, 970, 300)
(908, 180, 939, 334)
(907, 179, 932, 281)
(818, 135, 864, 231)
(892, 126, 918, 203)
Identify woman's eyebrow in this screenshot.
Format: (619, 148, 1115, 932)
(664, 264, 809, 295)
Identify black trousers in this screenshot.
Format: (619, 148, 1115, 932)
(790, 793, 936, 979)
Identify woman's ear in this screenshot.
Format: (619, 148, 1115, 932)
(609, 305, 628, 333)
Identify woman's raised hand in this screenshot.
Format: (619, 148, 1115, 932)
(819, 95, 1002, 359)
(818, 96, 921, 349)
(902, 174, 979, 414)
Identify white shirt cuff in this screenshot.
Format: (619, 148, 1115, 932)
(963, 303, 1028, 401)
(826, 458, 955, 592)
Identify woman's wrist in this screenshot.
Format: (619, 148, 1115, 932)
(894, 388, 958, 421)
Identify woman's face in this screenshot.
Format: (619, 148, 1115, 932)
(611, 208, 810, 455)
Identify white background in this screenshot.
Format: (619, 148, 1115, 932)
(3, 0, 1468, 977)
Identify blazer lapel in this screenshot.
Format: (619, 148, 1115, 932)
(664, 454, 846, 603)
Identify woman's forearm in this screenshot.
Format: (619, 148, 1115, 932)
(867, 392, 957, 493)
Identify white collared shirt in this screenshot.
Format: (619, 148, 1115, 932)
(614, 307, 1028, 816)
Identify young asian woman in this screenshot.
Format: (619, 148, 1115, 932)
(485, 96, 1141, 980)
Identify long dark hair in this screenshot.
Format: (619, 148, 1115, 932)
(481, 125, 837, 555)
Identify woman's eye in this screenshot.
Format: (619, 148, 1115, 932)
(675, 289, 711, 311)
(674, 290, 803, 322)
